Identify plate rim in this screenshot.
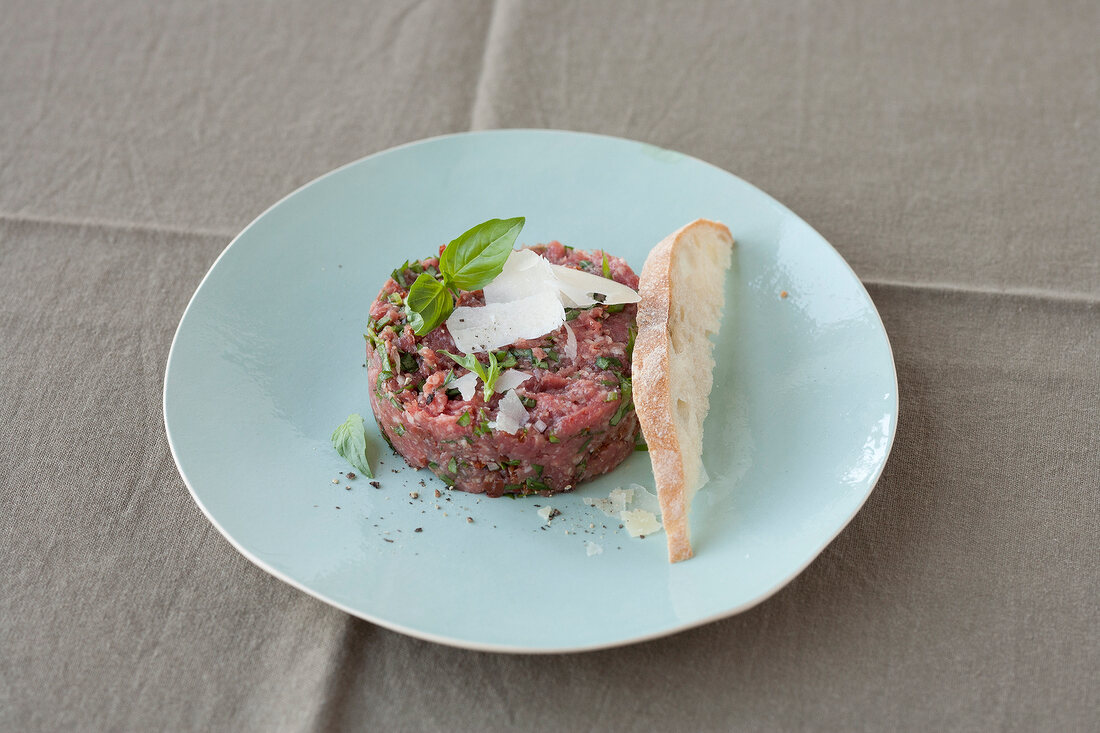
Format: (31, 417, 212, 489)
(163, 128, 900, 654)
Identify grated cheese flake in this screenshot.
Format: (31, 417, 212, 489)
(445, 249, 639, 353)
(563, 322, 578, 361)
(483, 249, 558, 304)
(451, 372, 478, 402)
(447, 291, 565, 354)
(620, 509, 662, 538)
(494, 369, 532, 393)
(550, 263, 642, 308)
(626, 483, 661, 515)
(488, 389, 528, 434)
(583, 487, 633, 517)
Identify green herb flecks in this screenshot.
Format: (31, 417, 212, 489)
(525, 478, 551, 493)
(510, 347, 550, 369)
(378, 426, 396, 452)
(391, 262, 409, 288)
(365, 330, 394, 386)
(331, 414, 373, 478)
(595, 356, 622, 370)
(602, 252, 611, 278)
(457, 411, 472, 427)
(610, 374, 633, 426)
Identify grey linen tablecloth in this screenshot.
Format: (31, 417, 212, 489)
(2, 1, 1097, 730)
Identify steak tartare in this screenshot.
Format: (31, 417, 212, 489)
(365, 242, 640, 497)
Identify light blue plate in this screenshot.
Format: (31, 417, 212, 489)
(164, 130, 897, 653)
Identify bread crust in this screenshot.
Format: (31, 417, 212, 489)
(634, 219, 733, 562)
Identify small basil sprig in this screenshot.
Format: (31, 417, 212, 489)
(441, 350, 501, 400)
(331, 413, 373, 477)
(403, 217, 525, 335)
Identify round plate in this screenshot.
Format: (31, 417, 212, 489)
(164, 130, 897, 653)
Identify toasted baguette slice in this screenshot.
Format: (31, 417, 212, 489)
(633, 219, 733, 562)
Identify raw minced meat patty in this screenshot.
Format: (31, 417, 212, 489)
(365, 241, 640, 497)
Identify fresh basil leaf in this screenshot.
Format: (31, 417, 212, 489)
(404, 273, 453, 336)
(439, 217, 524, 291)
(331, 414, 373, 477)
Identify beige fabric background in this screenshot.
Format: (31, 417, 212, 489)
(1, 1, 1097, 730)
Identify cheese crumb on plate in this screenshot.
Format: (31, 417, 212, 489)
(583, 484, 663, 539)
